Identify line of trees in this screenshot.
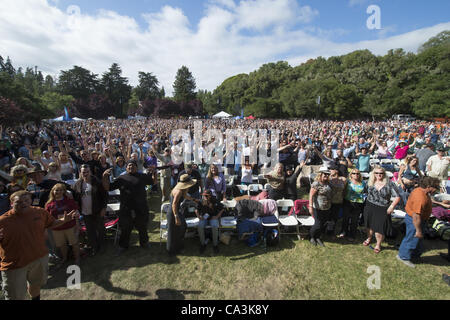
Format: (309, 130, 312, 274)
(0, 31, 449, 125)
(199, 30, 450, 120)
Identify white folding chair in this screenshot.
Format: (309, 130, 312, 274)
(385, 171, 394, 179)
(104, 203, 120, 245)
(257, 174, 267, 184)
(108, 189, 121, 203)
(434, 193, 450, 202)
(392, 209, 406, 219)
(276, 199, 300, 240)
(247, 184, 263, 196)
(380, 159, 392, 165)
(369, 159, 380, 167)
(236, 184, 248, 194)
(263, 183, 271, 191)
(259, 199, 280, 242)
(185, 204, 200, 229)
(159, 202, 170, 247)
(220, 199, 237, 233)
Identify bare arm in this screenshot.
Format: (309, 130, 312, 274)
(308, 187, 317, 217)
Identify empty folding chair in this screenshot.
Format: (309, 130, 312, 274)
(248, 184, 263, 196)
(236, 184, 248, 195)
(257, 174, 267, 185)
(160, 202, 170, 247)
(220, 199, 238, 234)
(185, 202, 200, 230)
(276, 199, 300, 240)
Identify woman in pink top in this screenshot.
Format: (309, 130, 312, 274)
(394, 137, 416, 160)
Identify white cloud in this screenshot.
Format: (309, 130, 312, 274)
(0, 0, 448, 97)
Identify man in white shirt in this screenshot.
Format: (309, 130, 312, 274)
(426, 146, 450, 192)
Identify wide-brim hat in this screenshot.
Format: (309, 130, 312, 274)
(174, 174, 197, 190)
(318, 166, 331, 174)
(26, 166, 47, 175)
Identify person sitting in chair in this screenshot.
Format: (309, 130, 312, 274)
(195, 190, 225, 254)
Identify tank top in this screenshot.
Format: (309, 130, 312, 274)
(241, 167, 253, 184)
(59, 161, 73, 175)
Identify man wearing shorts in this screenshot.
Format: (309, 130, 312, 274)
(0, 190, 78, 300)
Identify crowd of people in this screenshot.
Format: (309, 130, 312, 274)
(0, 117, 449, 299)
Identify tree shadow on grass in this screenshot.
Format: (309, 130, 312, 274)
(45, 240, 180, 298)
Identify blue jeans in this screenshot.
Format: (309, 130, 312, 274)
(398, 214, 426, 260)
(198, 218, 220, 246)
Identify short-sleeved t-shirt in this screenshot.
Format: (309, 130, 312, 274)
(0, 206, 55, 270)
(311, 181, 332, 211)
(405, 188, 432, 220)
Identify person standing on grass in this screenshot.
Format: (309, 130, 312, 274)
(152, 144, 172, 203)
(363, 166, 401, 254)
(103, 161, 154, 256)
(308, 167, 333, 247)
(167, 174, 199, 256)
(328, 164, 347, 236)
(0, 190, 78, 300)
(72, 165, 108, 257)
(338, 169, 366, 241)
(45, 184, 81, 267)
(397, 177, 440, 268)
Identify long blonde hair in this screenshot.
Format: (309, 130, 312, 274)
(367, 165, 389, 187)
(45, 183, 68, 207)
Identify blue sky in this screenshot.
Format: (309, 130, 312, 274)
(1, 0, 449, 95)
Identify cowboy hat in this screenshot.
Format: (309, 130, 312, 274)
(174, 174, 197, 190)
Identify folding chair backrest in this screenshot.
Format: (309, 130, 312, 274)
(276, 199, 294, 216)
(248, 184, 262, 196)
(259, 199, 278, 217)
(221, 199, 237, 209)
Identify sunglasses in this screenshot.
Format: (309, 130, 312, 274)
(351, 173, 361, 175)
(374, 172, 384, 175)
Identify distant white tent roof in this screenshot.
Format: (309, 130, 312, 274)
(72, 117, 84, 121)
(50, 116, 64, 122)
(212, 111, 232, 118)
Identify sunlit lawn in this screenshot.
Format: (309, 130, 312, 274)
(35, 190, 450, 300)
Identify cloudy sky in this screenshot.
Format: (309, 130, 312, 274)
(1, 0, 449, 95)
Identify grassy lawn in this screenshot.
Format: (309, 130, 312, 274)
(32, 190, 450, 300)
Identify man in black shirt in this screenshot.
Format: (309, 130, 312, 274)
(103, 160, 154, 255)
(176, 162, 203, 199)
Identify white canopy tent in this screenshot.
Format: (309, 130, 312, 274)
(212, 111, 232, 118)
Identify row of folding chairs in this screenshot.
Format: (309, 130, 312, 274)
(159, 198, 316, 246)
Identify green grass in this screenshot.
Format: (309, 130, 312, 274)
(27, 190, 450, 300)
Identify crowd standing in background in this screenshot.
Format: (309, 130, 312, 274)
(0, 117, 449, 299)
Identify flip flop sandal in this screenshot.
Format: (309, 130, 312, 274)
(374, 247, 381, 254)
(363, 238, 371, 246)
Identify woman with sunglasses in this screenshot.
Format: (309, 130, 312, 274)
(45, 183, 81, 267)
(308, 167, 333, 247)
(338, 169, 367, 241)
(363, 166, 401, 253)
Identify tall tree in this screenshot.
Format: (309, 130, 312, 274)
(135, 71, 160, 101)
(173, 66, 196, 102)
(99, 63, 132, 117)
(57, 66, 99, 100)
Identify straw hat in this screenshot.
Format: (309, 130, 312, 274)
(174, 174, 197, 190)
